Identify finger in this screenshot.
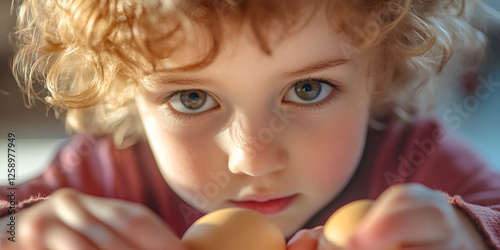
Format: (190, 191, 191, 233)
(16, 204, 98, 250)
(52, 189, 138, 250)
(44, 222, 99, 250)
(349, 184, 452, 249)
(79, 192, 185, 249)
(287, 227, 323, 250)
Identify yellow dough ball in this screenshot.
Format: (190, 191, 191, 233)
(182, 207, 286, 250)
(323, 199, 374, 248)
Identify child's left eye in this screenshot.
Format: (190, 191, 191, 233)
(167, 90, 219, 114)
(284, 79, 334, 104)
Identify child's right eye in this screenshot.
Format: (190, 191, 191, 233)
(166, 90, 219, 114)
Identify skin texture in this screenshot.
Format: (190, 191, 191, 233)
(287, 184, 489, 250)
(136, 10, 488, 249)
(135, 11, 373, 238)
(0, 5, 489, 250)
(0, 188, 186, 250)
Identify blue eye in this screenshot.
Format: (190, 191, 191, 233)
(168, 90, 218, 114)
(284, 79, 333, 104)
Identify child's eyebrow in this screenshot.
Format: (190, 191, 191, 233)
(146, 57, 351, 87)
(282, 58, 351, 78)
(145, 75, 209, 87)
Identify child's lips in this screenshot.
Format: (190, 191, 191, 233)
(231, 195, 297, 215)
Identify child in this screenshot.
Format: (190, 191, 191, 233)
(1, 0, 500, 249)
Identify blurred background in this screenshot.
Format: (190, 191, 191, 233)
(0, 1, 499, 185)
(0, 1, 70, 185)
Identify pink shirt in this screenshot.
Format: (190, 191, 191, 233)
(1, 117, 500, 248)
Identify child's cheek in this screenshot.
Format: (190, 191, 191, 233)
(135, 94, 226, 210)
(152, 131, 229, 211)
(289, 88, 371, 197)
(304, 117, 367, 186)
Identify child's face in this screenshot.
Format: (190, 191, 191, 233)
(135, 12, 376, 237)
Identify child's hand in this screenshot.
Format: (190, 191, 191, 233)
(343, 184, 489, 249)
(287, 226, 324, 250)
(0, 188, 185, 250)
(288, 184, 489, 250)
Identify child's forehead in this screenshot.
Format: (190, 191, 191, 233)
(142, 5, 358, 74)
(141, 12, 360, 88)
(116, 0, 378, 80)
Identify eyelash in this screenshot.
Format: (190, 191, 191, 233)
(161, 78, 341, 122)
(283, 77, 341, 112)
(164, 110, 210, 124)
(161, 89, 217, 122)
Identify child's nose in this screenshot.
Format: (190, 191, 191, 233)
(221, 112, 287, 177)
(228, 143, 287, 177)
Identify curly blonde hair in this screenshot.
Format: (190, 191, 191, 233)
(11, 0, 490, 146)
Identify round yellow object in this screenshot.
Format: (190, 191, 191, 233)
(323, 199, 374, 248)
(182, 207, 286, 250)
